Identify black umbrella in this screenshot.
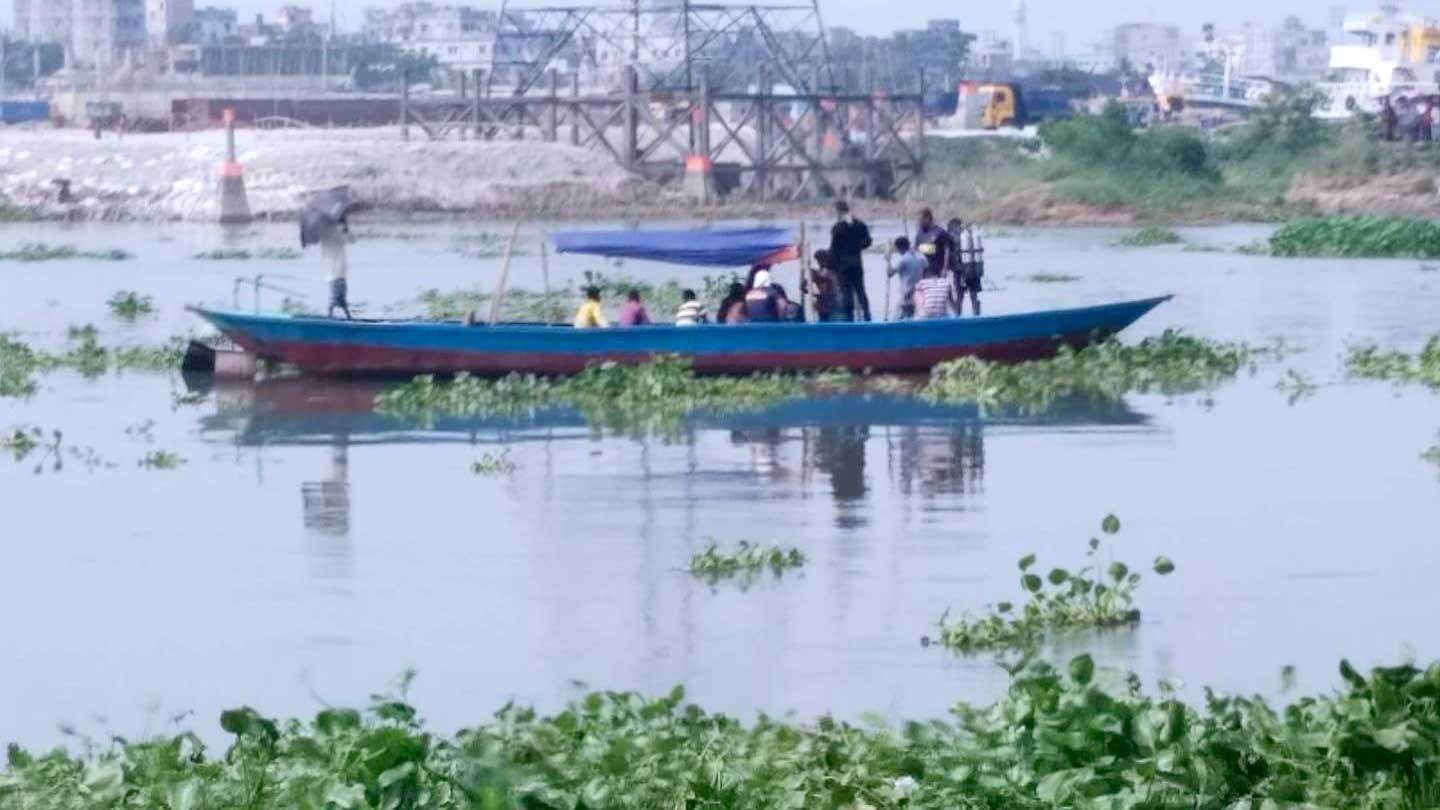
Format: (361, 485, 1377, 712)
(300, 186, 361, 248)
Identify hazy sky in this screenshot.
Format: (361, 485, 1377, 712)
(15, 1, 1440, 50)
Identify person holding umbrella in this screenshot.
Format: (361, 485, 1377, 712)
(300, 186, 360, 320)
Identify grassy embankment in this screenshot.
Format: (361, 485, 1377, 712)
(919, 90, 1440, 225)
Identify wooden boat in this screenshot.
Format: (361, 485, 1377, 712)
(189, 295, 1171, 376)
(190, 226, 1171, 376)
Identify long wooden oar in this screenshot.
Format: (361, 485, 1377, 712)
(487, 222, 523, 326)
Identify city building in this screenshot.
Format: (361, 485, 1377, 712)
(192, 6, 239, 44)
(71, 0, 148, 71)
(276, 5, 315, 32)
(15, 0, 75, 53)
(363, 3, 498, 72)
(146, 0, 194, 48)
(1113, 22, 1182, 71)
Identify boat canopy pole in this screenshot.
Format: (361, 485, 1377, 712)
(487, 223, 523, 326)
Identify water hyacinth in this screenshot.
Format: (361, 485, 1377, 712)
(10, 658, 1440, 809)
(1270, 215, 1440, 258)
(1116, 226, 1184, 247)
(375, 356, 820, 435)
(0, 243, 133, 262)
(925, 331, 1262, 412)
(471, 451, 517, 476)
(192, 248, 302, 261)
(1345, 336, 1440, 389)
(931, 514, 1176, 653)
(688, 541, 806, 586)
(107, 290, 154, 321)
(0, 331, 185, 395)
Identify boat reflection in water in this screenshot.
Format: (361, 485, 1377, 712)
(190, 376, 1152, 537)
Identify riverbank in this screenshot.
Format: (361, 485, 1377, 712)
(3, 104, 1440, 225)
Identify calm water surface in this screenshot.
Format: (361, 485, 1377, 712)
(2, 220, 1439, 746)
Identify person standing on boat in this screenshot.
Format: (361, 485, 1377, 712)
(573, 286, 609, 328)
(718, 282, 748, 324)
(744, 269, 782, 322)
(321, 225, 353, 320)
(950, 218, 983, 317)
(828, 200, 873, 322)
(887, 237, 926, 320)
(914, 208, 954, 282)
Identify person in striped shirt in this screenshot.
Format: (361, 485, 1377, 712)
(674, 289, 709, 326)
(912, 263, 956, 320)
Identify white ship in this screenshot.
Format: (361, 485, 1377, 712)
(1318, 3, 1440, 117)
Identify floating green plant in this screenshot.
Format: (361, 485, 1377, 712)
(925, 331, 1264, 412)
(107, 290, 154, 321)
(929, 514, 1175, 654)
(1276, 368, 1318, 403)
(2, 426, 112, 473)
(139, 450, 185, 470)
(192, 247, 302, 261)
(377, 356, 825, 435)
(12, 657, 1440, 808)
(1116, 226, 1183, 247)
(0, 334, 41, 397)
(471, 451, 516, 476)
(1346, 337, 1440, 389)
(1027, 272, 1080, 283)
(1424, 436, 1440, 466)
(1270, 215, 1440, 258)
(1, 426, 41, 459)
(688, 542, 805, 585)
(0, 243, 133, 262)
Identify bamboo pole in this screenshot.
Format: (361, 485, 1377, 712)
(798, 221, 808, 322)
(487, 222, 523, 326)
(540, 240, 554, 322)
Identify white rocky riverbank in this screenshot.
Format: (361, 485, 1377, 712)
(0, 126, 646, 221)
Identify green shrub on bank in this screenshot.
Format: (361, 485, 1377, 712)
(1117, 226, 1184, 247)
(1270, 216, 1440, 258)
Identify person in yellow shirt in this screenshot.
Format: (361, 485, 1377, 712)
(573, 286, 609, 328)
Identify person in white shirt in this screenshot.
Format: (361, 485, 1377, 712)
(674, 289, 709, 326)
(887, 237, 928, 320)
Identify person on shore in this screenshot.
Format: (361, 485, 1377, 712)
(913, 262, 956, 320)
(828, 200, 873, 322)
(617, 289, 651, 326)
(809, 249, 840, 322)
(718, 282, 748, 324)
(321, 224, 353, 320)
(950, 217, 984, 316)
(573, 286, 609, 328)
(887, 236, 927, 320)
(675, 289, 709, 326)
(1381, 97, 1398, 142)
(914, 208, 954, 280)
(744, 269, 782, 322)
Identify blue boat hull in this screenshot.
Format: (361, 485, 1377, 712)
(191, 296, 1171, 376)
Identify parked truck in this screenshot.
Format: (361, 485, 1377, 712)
(956, 83, 1080, 129)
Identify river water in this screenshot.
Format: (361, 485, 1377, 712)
(1, 220, 1438, 746)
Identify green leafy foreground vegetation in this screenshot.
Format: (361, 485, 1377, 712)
(0, 243, 133, 262)
(10, 656, 1440, 810)
(930, 515, 1175, 654)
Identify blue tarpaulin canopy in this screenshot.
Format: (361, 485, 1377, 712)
(552, 227, 797, 268)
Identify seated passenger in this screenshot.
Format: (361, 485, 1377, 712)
(718, 282, 748, 324)
(913, 264, 957, 320)
(744, 270, 781, 322)
(675, 289, 709, 326)
(572, 286, 609, 328)
(618, 289, 651, 326)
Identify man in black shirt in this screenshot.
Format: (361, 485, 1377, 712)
(828, 200, 873, 322)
